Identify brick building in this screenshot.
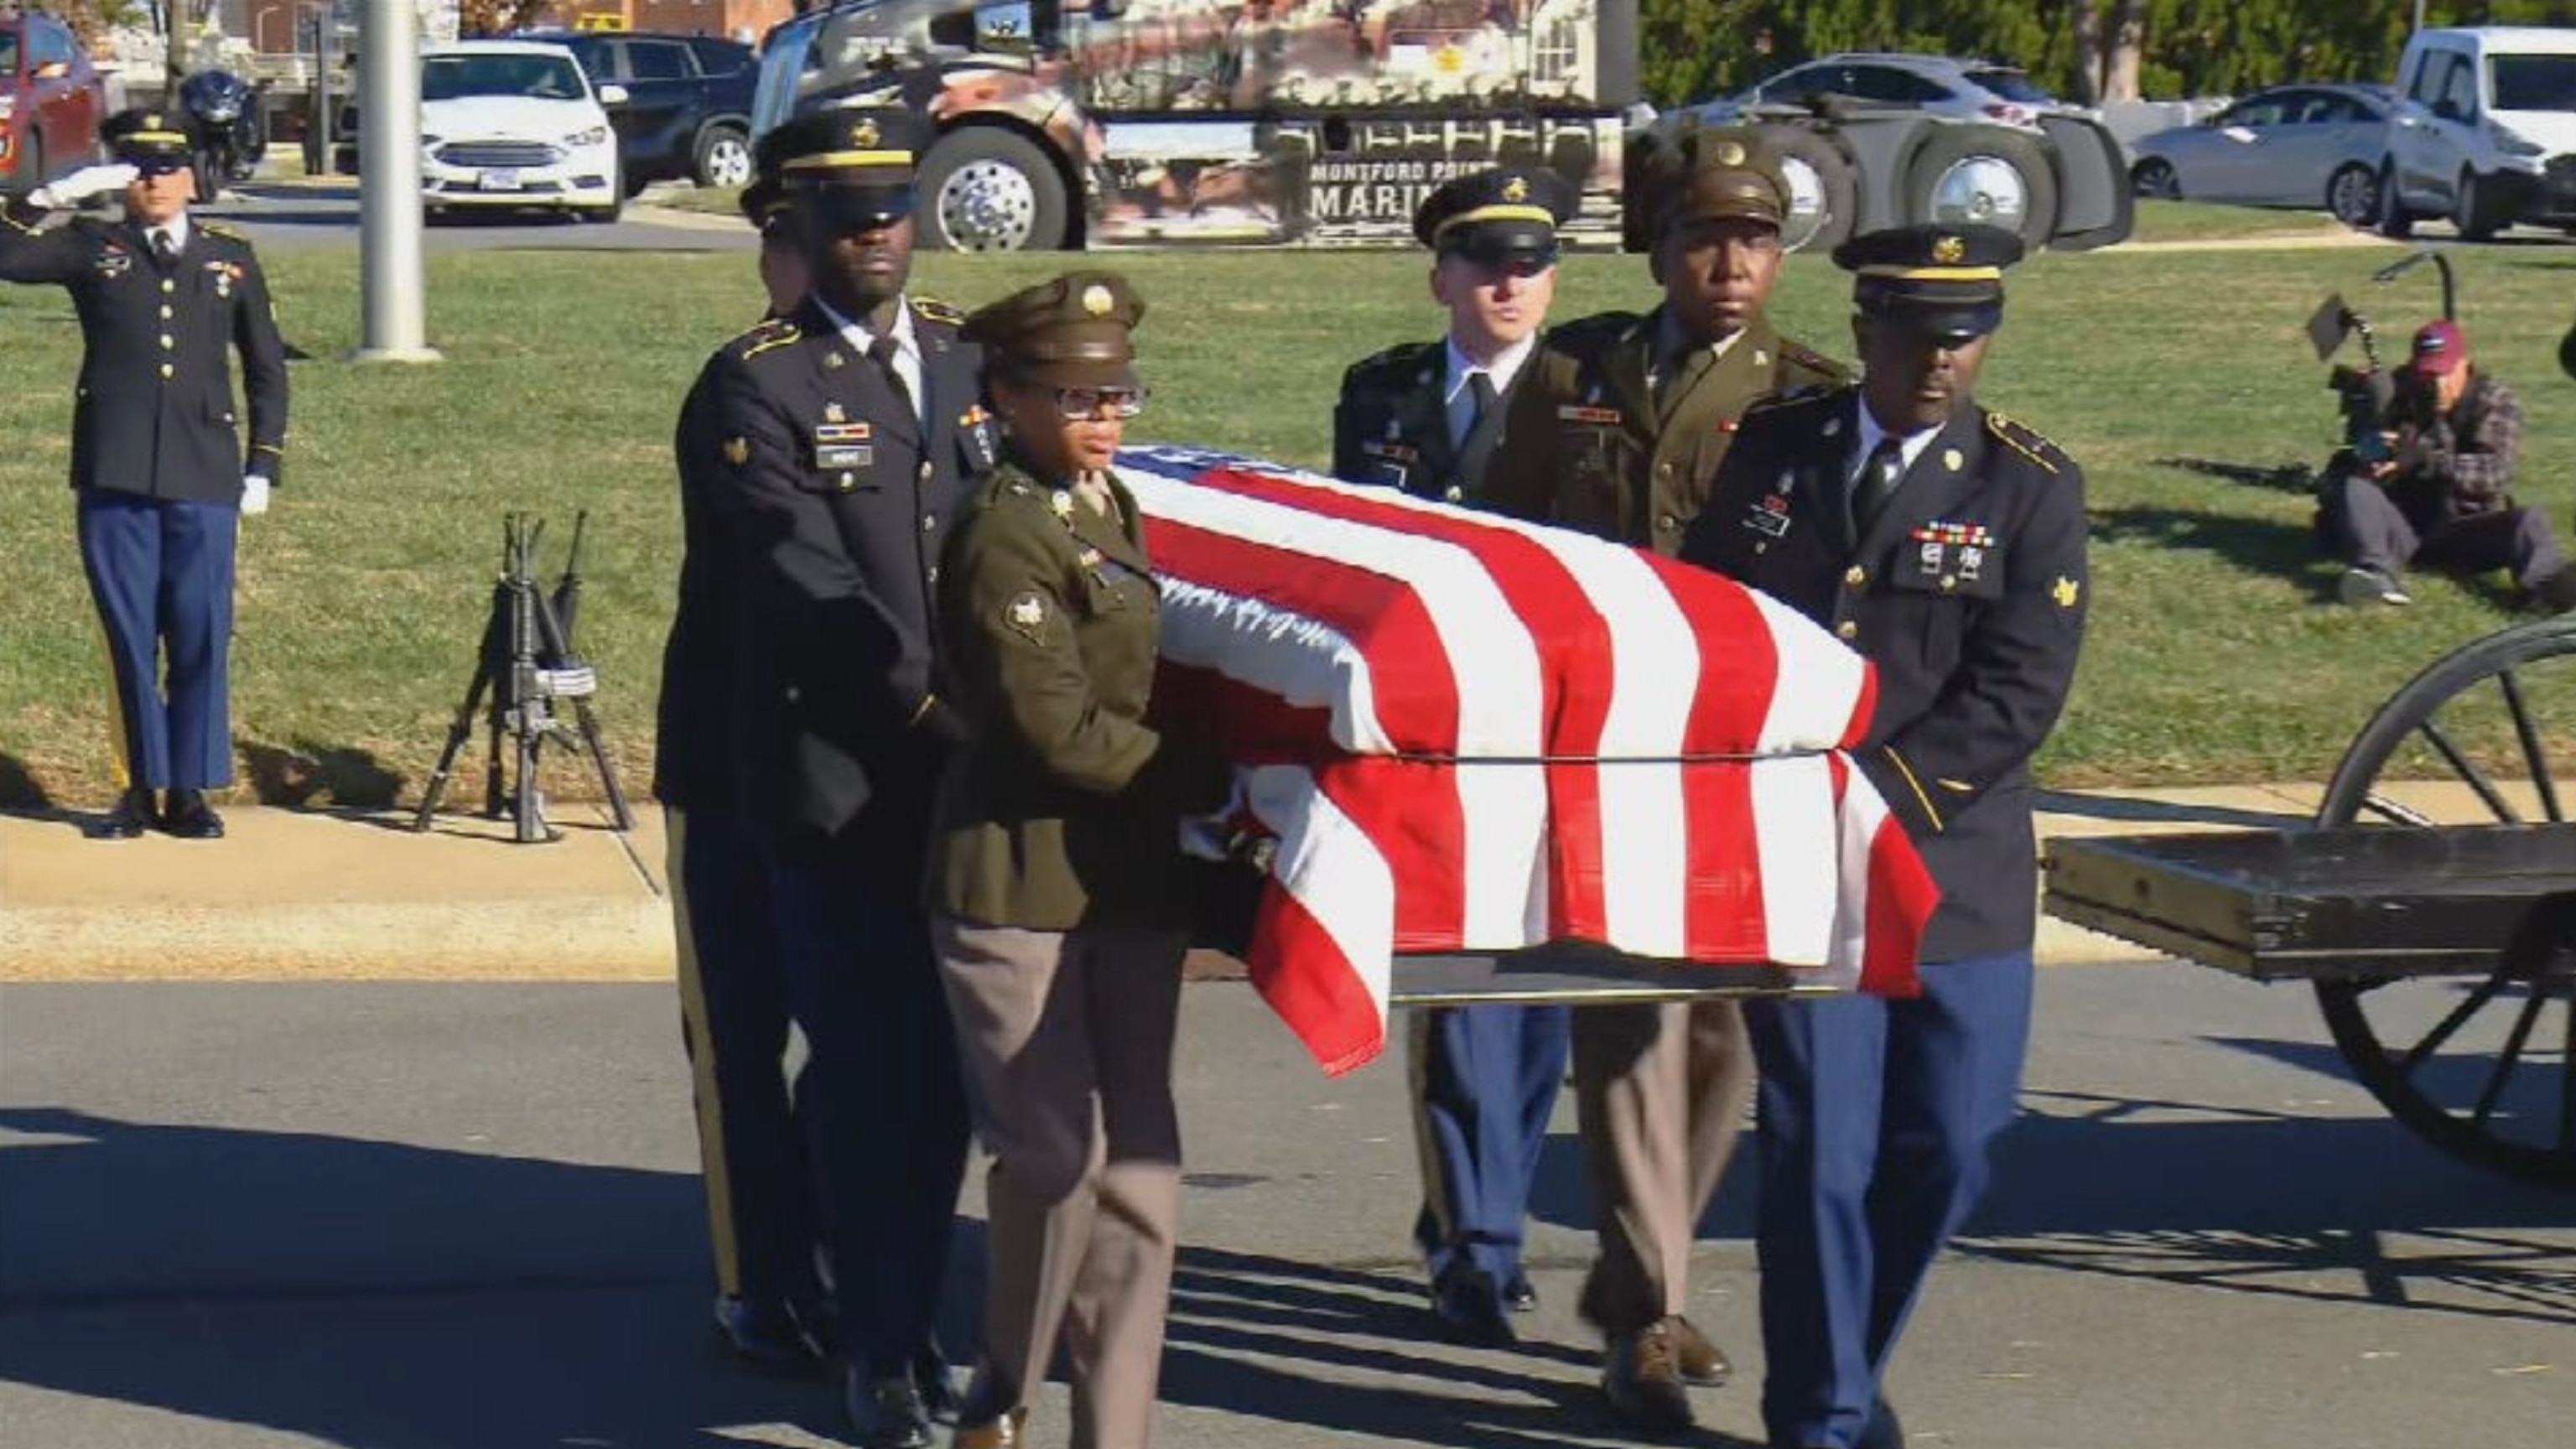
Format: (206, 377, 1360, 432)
(548, 0, 799, 44)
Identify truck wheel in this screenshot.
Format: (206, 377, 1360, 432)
(2375, 160, 2414, 239)
(1903, 124, 2057, 250)
(693, 124, 753, 190)
(1757, 124, 1856, 254)
(917, 127, 1069, 252)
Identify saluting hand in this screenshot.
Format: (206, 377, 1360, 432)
(29, 164, 139, 210)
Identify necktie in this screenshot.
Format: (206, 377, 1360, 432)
(152, 229, 177, 264)
(1852, 436, 1908, 541)
(866, 334, 914, 420)
(1460, 371, 1497, 449)
(1655, 346, 1711, 419)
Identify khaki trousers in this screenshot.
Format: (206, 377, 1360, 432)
(935, 918, 1187, 1449)
(1571, 999, 1756, 1333)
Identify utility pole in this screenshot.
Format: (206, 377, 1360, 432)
(351, 0, 440, 362)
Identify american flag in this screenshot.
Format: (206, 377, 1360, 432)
(1120, 446, 1939, 1076)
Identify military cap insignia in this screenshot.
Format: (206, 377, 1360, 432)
(851, 118, 880, 148)
(145, 112, 164, 132)
(1932, 234, 1966, 264)
(1081, 283, 1115, 318)
(1502, 175, 1530, 203)
(2052, 575, 2081, 610)
(1715, 139, 1747, 166)
(723, 436, 750, 466)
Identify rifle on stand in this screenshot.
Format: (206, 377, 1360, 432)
(413, 512, 634, 842)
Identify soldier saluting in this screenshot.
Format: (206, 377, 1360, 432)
(0, 107, 288, 840)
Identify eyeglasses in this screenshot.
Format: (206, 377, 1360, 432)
(1052, 387, 1146, 420)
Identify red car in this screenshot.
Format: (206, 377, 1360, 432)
(0, 9, 106, 195)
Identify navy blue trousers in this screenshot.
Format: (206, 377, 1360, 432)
(1746, 952, 2034, 1449)
(667, 806, 818, 1306)
(1410, 1003, 1571, 1286)
(76, 491, 236, 791)
(766, 845, 972, 1366)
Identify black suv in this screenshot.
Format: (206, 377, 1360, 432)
(553, 31, 756, 194)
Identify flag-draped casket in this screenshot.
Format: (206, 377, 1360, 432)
(1118, 446, 1939, 1076)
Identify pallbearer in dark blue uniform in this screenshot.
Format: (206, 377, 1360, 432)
(0, 108, 288, 839)
(699, 106, 993, 1449)
(1330, 165, 1576, 1343)
(657, 152, 828, 1371)
(1680, 226, 2089, 1449)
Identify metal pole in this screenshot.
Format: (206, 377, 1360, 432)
(352, 0, 439, 361)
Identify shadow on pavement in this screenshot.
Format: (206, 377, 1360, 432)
(0, 1107, 844, 1446)
(239, 739, 408, 809)
(0, 753, 50, 810)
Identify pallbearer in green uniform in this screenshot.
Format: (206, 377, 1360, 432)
(930, 271, 1233, 1449)
(1483, 124, 1849, 1433)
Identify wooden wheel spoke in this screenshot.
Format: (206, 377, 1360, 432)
(2470, 989, 2549, 1128)
(2497, 668, 2563, 823)
(2404, 974, 2509, 1073)
(2416, 718, 2521, 823)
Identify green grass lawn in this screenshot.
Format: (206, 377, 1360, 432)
(3, 237, 2573, 808)
(2121, 198, 2360, 245)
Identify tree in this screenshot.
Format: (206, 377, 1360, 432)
(460, 0, 554, 37)
(2068, 0, 2147, 101)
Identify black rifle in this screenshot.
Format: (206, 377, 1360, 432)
(413, 512, 632, 841)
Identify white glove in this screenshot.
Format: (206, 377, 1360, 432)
(1178, 769, 1274, 867)
(29, 163, 138, 210)
(239, 475, 271, 517)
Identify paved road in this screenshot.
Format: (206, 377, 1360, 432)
(2, 964, 2568, 1448)
(200, 180, 756, 255)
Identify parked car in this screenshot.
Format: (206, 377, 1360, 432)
(2379, 25, 2576, 240)
(418, 40, 626, 223)
(0, 8, 106, 195)
(550, 30, 756, 193)
(2129, 83, 2394, 226)
(1686, 53, 2080, 132)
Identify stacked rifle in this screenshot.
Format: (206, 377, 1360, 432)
(413, 512, 634, 842)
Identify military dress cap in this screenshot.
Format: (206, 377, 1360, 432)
(1412, 166, 1577, 263)
(963, 270, 1145, 390)
(1834, 223, 2026, 341)
(101, 107, 193, 173)
(768, 105, 920, 229)
(1642, 125, 1789, 242)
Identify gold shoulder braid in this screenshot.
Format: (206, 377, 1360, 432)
(1984, 411, 2064, 475)
(911, 296, 966, 325)
(732, 317, 802, 362)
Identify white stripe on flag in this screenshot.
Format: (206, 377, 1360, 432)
(1155, 578, 1395, 755)
(1744, 587, 1869, 753)
(1751, 753, 1840, 969)
(1249, 761, 1394, 1033)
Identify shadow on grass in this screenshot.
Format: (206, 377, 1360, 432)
(2090, 503, 2326, 591)
(238, 739, 407, 809)
(0, 753, 51, 810)
(2149, 454, 2320, 496)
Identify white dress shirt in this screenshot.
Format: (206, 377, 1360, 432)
(147, 215, 191, 257)
(813, 294, 926, 428)
(1443, 333, 1535, 449)
(1851, 400, 1944, 493)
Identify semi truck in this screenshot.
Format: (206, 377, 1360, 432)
(750, 0, 2132, 254)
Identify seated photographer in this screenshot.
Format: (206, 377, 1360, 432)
(2320, 320, 2574, 611)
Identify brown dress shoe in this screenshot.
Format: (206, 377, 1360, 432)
(1600, 1319, 1695, 1432)
(1670, 1313, 1732, 1387)
(953, 1407, 1027, 1448)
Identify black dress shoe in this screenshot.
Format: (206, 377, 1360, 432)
(911, 1348, 961, 1426)
(1860, 1397, 1905, 1449)
(843, 1363, 934, 1449)
(1427, 1265, 1515, 1347)
(1503, 1271, 1539, 1314)
(161, 789, 225, 839)
(95, 789, 155, 840)
(712, 1294, 823, 1374)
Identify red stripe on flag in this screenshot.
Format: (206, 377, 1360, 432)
(1648, 555, 1797, 756)
(1311, 755, 1467, 954)
(1679, 761, 1769, 961)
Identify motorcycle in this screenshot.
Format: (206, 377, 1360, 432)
(177, 69, 269, 204)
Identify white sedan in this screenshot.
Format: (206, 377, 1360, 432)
(419, 41, 625, 222)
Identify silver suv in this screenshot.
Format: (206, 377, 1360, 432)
(1692, 53, 2075, 131)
